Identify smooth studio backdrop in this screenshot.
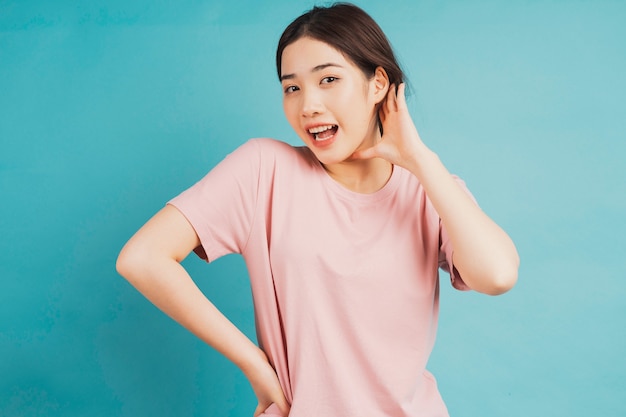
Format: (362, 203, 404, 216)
(1, 1, 625, 416)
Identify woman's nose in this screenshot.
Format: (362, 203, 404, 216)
(301, 90, 324, 117)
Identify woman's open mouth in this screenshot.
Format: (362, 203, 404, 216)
(308, 124, 338, 142)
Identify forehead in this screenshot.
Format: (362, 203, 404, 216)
(281, 37, 356, 77)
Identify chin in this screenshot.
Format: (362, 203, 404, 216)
(310, 148, 354, 167)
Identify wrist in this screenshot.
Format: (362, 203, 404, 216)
(404, 143, 438, 176)
(238, 344, 271, 377)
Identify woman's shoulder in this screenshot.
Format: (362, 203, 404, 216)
(247, 137, 302, 153)
(245, 137, 316, 167)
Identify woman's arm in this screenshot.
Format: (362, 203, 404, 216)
(116, 205, 290, 416)
(404, 145, 519, 295)
(354, 84, 519, 295)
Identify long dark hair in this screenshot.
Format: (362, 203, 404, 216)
(276, 3, 405, 88)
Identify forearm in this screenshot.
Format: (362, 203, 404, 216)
(116, 255, 266, 374)
(406, 144, 519, 295)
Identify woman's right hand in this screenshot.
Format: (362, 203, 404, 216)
(245, 350, 290, 417)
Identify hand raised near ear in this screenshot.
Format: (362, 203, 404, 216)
(351, 83, 425, 170)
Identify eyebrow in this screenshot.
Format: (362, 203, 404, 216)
(280, 62, 344, 82)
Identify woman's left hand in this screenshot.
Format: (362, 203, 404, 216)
(351, 83, 424, 170)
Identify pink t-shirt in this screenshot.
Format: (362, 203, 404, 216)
(169, 138, 472, 417)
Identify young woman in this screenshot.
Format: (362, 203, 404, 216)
(117, 3, 519, 416)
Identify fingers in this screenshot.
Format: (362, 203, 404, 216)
(378, 84, 393, 128)
(382, 83, 406, 117)
(385, 83, 397, 114)
(379, 83, 406, 131)
(254, 400, 290, 417)
(396, 83, 407, 111)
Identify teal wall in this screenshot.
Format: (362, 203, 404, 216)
(1, 1, 625, 416)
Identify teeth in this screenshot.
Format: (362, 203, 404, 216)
(308, 125, 335, 134)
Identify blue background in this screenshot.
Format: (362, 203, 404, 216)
(1, 1, 625, 416)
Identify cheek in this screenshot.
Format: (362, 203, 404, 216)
(282, 100, 297, 125)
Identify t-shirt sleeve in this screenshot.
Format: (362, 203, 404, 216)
(437, 176, 477, 291)
(167, 139, 261, 262)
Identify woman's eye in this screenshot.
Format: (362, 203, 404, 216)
(321, 76, 337, 84)
(284, 85, 299, 94)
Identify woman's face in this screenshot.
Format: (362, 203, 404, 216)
(280, 37, 386, 166)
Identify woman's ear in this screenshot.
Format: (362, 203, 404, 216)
(372, 66, 390, 104)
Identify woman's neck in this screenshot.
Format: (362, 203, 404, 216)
(320, 122, 392, 194)
(322, 156, 393, 194)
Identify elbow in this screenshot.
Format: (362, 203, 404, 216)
(115, 250, 130, 280)
(484, 272, 517, 295)
(116, 242, 149, 284)
(463, 255, 519, 296)
(482, 261, 519, 296)
(115, 246, 134, 281)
